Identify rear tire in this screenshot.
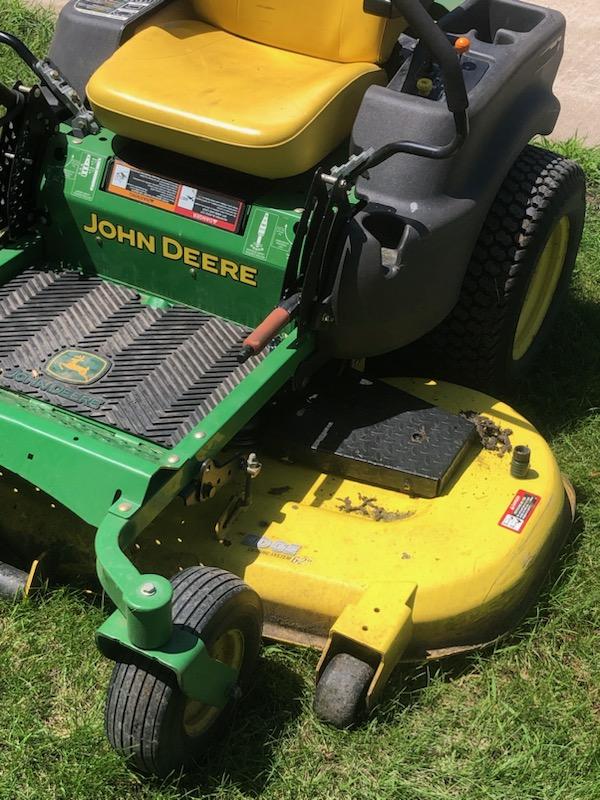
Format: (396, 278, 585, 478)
(374, 145, 586, 393)
(105, 567, 262, 777)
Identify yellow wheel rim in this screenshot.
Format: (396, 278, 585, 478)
(182, 628, 244, 738)
(512, 215, 570, 361)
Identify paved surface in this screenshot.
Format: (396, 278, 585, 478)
(530, 0, 600, 143)
(32, 0, 600, 143)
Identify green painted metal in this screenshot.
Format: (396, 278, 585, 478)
(92, 328, 312, 630)
(97, 610, 236, 707)
(0, 386, 165, 526)
(0, 234, 43, 275)
(95, 513, 174, 648)
(0, 324, 311, 526)
(437, 0, 464, 11)
(38, 127, 305, 328)
(0, 123, 316, 700)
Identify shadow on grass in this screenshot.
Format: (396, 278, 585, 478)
(507, 292, 600, 438)
(164, 651, 308, 797)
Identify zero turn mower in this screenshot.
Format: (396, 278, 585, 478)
(0, 0, 586, 777)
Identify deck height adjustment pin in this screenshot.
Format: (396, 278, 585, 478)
(511, 445, 531, 478)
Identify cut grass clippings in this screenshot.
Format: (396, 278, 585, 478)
(1, 5, 600, 799)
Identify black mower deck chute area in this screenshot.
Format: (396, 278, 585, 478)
(0, 0, 586, 778)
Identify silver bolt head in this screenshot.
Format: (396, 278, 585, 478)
(167, 454, 180, 465)
(140, 582, 157, 597)
(117, 501, 132, 513)
(194, 431, 206, 440)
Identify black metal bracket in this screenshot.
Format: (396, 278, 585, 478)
(182, 453, 263, 508)
(0, 31, 98, 137)
(0, 84, 56, 239)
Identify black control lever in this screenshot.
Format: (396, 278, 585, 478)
(0, 31, 98, 136)
(365, 0, 468, 115)
(356, 0, 470, 175)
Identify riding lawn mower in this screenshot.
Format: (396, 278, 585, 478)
(0, 0, 586, 777)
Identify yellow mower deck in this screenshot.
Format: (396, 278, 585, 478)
(131, 378, 573, 707)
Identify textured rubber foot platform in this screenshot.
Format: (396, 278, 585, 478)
(0, 268, 265, 447)
(268, 372, 479, 498)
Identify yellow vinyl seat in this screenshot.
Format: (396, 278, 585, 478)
(87, 1, 409, 178)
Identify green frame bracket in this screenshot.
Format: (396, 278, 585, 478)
(97, 610, 236, 707)
(89, 330, 314, 700)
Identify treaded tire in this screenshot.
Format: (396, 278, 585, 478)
(105, 567, 262, 777)
(376, 145, 586, 393)
(314, 653, 375, 729)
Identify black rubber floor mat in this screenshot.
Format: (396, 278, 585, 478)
(0, 268, 265, 447)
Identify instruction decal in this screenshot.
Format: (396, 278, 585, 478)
(243, 207, 298, 262)
(498, 490, 541, 534)
(107, 160, 246, 233)
(63, 148, 103, 202)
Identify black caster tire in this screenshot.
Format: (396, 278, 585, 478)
(373, 145, 586, 393)
(105, 566, 263, 777)
(314, 653, 375, 729)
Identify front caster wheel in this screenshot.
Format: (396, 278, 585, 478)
(314, 653, 375, 729)
(105, 566, 263, 777)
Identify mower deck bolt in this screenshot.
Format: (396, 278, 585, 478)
(194, 431, 206, 440)
(511, 445, 531, 478)
(117, 501, 132, 513)
(167, 455, 180, 465)
(140, 582, 157, 597)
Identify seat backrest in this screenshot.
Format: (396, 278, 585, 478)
(191, 0, 407, 64)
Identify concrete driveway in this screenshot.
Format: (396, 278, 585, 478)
(530, 0, 600, 143)
(36, 0, 600, 143)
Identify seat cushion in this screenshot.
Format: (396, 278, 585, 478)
(86, 21, 386, 179)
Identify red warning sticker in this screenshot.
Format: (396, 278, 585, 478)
(106, 160, 245, 233)
(498, 490, 541, 534)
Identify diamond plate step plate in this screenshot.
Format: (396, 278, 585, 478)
(0, 268, 265, 447)
(268, 372, 480, 498)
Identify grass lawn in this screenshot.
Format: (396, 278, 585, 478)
(1, 5, 600, 799)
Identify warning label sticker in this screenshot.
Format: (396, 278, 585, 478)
(106, 160, 245, 233)
(75, 0, 161, 21)
(498, 490, 541, 534)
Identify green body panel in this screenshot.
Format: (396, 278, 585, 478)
(0, 123, 315, 705)
(0, 311, 311, 527)
(38, 128, 302, 328)
(0, 386, 164, 525)
(97, 610, 236, 707)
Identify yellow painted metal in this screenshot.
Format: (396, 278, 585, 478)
(317, 582, 416, 709)
(513, 215, 570, 361)
(134, 378, 571, 688)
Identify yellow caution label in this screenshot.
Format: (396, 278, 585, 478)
(83, 213, 258, 287)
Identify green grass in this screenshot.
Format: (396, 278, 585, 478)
(1, 7, 600, 799)
(0, 0, 54, 86)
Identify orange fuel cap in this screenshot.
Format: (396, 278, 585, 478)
(454, 36, 471, 55)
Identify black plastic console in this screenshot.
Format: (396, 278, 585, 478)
(320, 0, 565, 359)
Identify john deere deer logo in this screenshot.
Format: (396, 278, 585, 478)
(46, 349, 110, 386)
